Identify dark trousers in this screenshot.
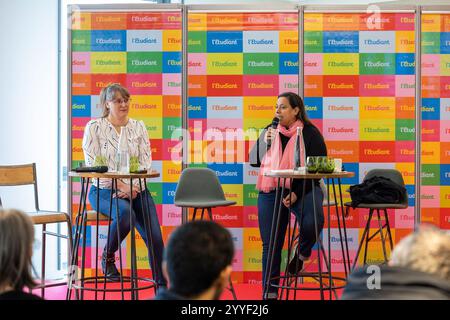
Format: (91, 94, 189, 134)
(258, 185, 324, 294)
(89, 185, 166, 286)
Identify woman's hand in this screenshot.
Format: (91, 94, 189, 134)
(264, 127, 277, 144)
(115, 180, 141, 199)
(282, 192, 297, 208)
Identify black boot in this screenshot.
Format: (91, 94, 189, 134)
(101, 251, 121, 281)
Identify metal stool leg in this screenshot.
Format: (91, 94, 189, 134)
(377, 209, 388, 263)
(352, 208, 373, 270)
(41, 224, 46, 298)
(384, 209, 394, 251)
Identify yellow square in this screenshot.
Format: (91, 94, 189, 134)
(71, 12, 91, 30)
(421, 14, 441, 32)
(395, 162, 415, 185)
(360, 97, 396, 119)
(188, 13, 207, 31)
(163, 161, 182, 183)
(163, 30, 182, 51)
(222, 184, 243, 206)
(440, 186, 450, 208)
(244, 118, 270, 141)
(421, 142, 441, 164)
(360, 119, 395, 141)
(187, 140, 207, 164)
(279, 31, 298, 52)
(304, 13, 323, 31)
(90, 52, 126, 74)
(129, 95, 162, 118)
(243, 249, 262, 272)
(243, 96, 276, 119)
(207, 53, 243, 75)
(441, 54, 450, 76)
(396, 31, 415, 53)
(243, 228, 263, 250)
(323, 53, 359, 75)
(141, 117, 163, 140)
(72, 139, 84, 161)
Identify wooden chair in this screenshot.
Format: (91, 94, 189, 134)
(0, 163, 73, 298)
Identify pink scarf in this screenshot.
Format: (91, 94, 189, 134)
(256, 120, 305, 193)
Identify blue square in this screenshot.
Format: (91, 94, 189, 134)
(207, 163, 243, 184)
(405, 184, 415, 207)
(279, 53, 299, 75)
(162, 183, 178, 204)
(91, 30, 126, 52)
(440, 164, 450, 186)
(72, 96, 91, 117)
(422, 98, 440, 120)
(395, 53, 415, 75)
(162, 52, 182, 73)
(341, 162, 359, 185)
(207, 31, 243, 53)
(323, 32, 359, 53)
(304, 97, 323, 119)
(188, 97, 207, 119)
(441, 32, 450, 54)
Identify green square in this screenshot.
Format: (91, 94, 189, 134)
(421, 164, 440, 185)
(396, 119, 415, 141)
(421, 32, 440, 54)
(127, 52, 162, 73)
(360, 53, 396, 75)
(304, 31, 323, 53)
(243, 184, 258, 206)
(188, 31, 207, 53)
(163, 117, 182, 140)
(147, 182, 163, 204)
(72, 30, 91, 52)
(187, 163, 208, 168)
(243, 53, 279, 75)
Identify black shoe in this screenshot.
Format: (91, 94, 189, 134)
(287, 251, 304, 276)
(102, 251, 121, 281)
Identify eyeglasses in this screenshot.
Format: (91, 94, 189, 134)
(111, 98, 131, 105)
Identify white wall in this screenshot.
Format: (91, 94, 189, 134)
(0, 0, 61, 278)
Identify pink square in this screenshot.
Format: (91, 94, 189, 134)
(395, 13, 415, 31)
(163, 73, 181, 95)
(440, 120, 450, 142)
(326, 249, 357, 273)
(127, 74, 162, 95)
(395, 207, 414, 229)
(278, 75, 299, 94)
(360, 75, 395, 97)
(206, 118, 243, 142)
(162, 204, 182, 226)
(395, 141, 415, 162)
(243, 75, 279, 96)
(72, 52, 90, 73)
(232, 250, 243, 272)
(421, 186, 441, 208)
(322, 119, 359, 141)
(243, 206, 259, 228)
(304, 54, 323, 75)
(421, 55, 440, 76)
(395, 75, 415, 97)
(188, 53, 207, 75)
(422, 120, 440, 141)
(72, 117, 90, 139)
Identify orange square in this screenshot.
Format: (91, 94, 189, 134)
(304, 75, 323, 97)
(326, 141, 359, 162)
(421, 76, 441, 98)
(323, 13, 361, 31)
(163, 95, 181, 117)
(441, 142, 450, 164)
(421, 208, 441, 227)
(207, 13, 243, 31)
(188, 75, 207, 97)
(72, 74, 91, 95)
(396, 97, 415, 119)
(91, 12, 127, 30)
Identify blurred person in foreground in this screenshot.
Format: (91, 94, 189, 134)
(154, 221, 234, 300)
(341, 225, 450, 300)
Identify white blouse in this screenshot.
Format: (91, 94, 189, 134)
(82, 117, 152, 189)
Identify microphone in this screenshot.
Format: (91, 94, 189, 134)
(267, 117, 279, 149)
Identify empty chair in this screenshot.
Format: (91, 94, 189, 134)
(0, 163, 73, 298)
(345, 169, 408, 270)
(175, 167, 236, 222)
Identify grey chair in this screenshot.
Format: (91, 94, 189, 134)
(345, 169, 408, 270)
(174, 167, 237, 299)
(175, 167, 236, 222)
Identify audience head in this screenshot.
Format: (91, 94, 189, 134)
(389, 225, 450, 281)
(163, 220, 234, 300)
(0, 209, 36, 292)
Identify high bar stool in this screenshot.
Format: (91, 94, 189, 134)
(345, 169, 408, 270)
(174, 167, 237, 300)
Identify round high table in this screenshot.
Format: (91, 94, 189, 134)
(67, 171, 160, 300)
(263, 170, 355, 300)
